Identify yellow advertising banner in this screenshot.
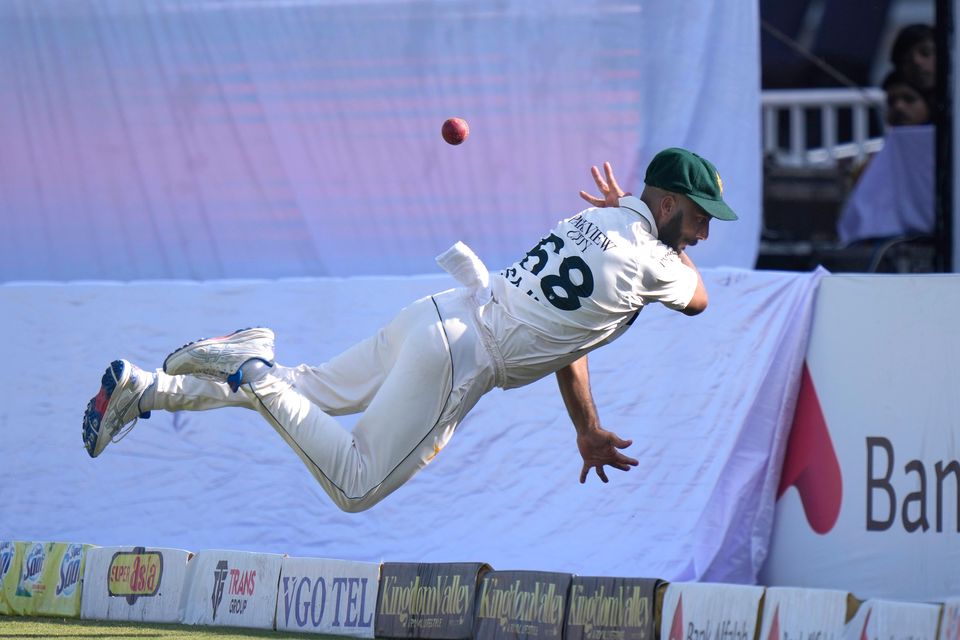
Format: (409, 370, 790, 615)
(0, 541, 23, 615)
(0, 541, 90, 617)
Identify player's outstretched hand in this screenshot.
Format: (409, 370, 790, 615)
(576, 425, 639, 483)
(579, 161, 631, 208)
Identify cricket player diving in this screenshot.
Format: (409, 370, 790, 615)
(82, 147, 738, 512)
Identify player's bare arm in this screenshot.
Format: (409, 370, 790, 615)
(579, 161, 631, 208)
(555, 355, 639, 484)
(678, 251, 708, 315)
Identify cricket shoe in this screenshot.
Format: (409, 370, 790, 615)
(163, 327, 275, 391)
(82, 359, 153, 458)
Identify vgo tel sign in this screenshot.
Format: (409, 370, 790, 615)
(276, 557, 379, 637)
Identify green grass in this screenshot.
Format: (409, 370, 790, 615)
(0, 616, 345, 639)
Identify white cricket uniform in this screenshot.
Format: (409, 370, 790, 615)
(152, 196, 697, 512)
(485, 195, 698, 389)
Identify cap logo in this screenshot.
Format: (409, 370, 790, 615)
(715, 171, 723, 195)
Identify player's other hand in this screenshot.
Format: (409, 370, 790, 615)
(576, 425, 639, 483)
(579, 161, 631, 208)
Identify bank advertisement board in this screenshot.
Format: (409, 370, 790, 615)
(842, 599, 942, 640)
(761, 275, 960, 601)
(758, 587, 852, 640)
(939, 598, 960, 640)
(659, 582, 763, 640)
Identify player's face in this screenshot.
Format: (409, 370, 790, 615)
(659, 195, 711, 252)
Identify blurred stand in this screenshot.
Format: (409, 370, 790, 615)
(757, 88, 893, 272)
(758, 105, 936, 273)
(756, 0, 940, 273)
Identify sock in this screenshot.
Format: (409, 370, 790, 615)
(227, 358, 272, 392)
(137, 375, 157, 416)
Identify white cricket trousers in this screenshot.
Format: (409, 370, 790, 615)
(152, 290, 499, 512)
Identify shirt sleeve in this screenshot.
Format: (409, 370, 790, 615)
(637, 247, 700, 311)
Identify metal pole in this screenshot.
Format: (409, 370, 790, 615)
(936, 0, 954, 271)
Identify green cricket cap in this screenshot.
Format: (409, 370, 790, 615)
(644, 147, 738, 221)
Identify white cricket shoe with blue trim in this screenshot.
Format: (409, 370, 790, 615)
(82, 359, 153, 458)
(163, 327, 274, 392)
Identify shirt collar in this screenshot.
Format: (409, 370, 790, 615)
(618, 195, 658, 237)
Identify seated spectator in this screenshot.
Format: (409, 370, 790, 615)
(890, 23, 936, 95)
(846, 70, 931, 187)
(882, 69, 932, 127)
(834, 23, 938, 270)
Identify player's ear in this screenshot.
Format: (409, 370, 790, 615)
(659, 193, 677, 216)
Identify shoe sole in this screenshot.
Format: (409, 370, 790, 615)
(162, 327, 274, 378)
(82, 360, 129, 458)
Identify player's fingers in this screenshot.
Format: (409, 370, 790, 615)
(591, 165, 609, 192)
(579, 191, 604, 206)
(613, 451, 639, 466)
(604, 162, 625, 197)
(580, 463, 589, 484)
(612, 436, 633, 449)
(596, 466, 609, 483)
(609, 461, 633, 472)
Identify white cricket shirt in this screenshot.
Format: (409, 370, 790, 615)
(482, 195, 698, 389)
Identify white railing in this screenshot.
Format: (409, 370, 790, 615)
(762, 88, 887, 167)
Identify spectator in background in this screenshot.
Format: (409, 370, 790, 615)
(846, 27, 935, 182)
(836, 27, 937, 262)
(845, 69, 931, 187)
(882, 69, 932, 127)
(890, 23, 936, 97)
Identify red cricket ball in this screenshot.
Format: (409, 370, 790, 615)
(441, 117, 469, 145)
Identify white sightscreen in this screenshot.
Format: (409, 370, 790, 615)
(0, 0, 761, 281)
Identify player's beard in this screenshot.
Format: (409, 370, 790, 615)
(658, 209, 684, 252)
